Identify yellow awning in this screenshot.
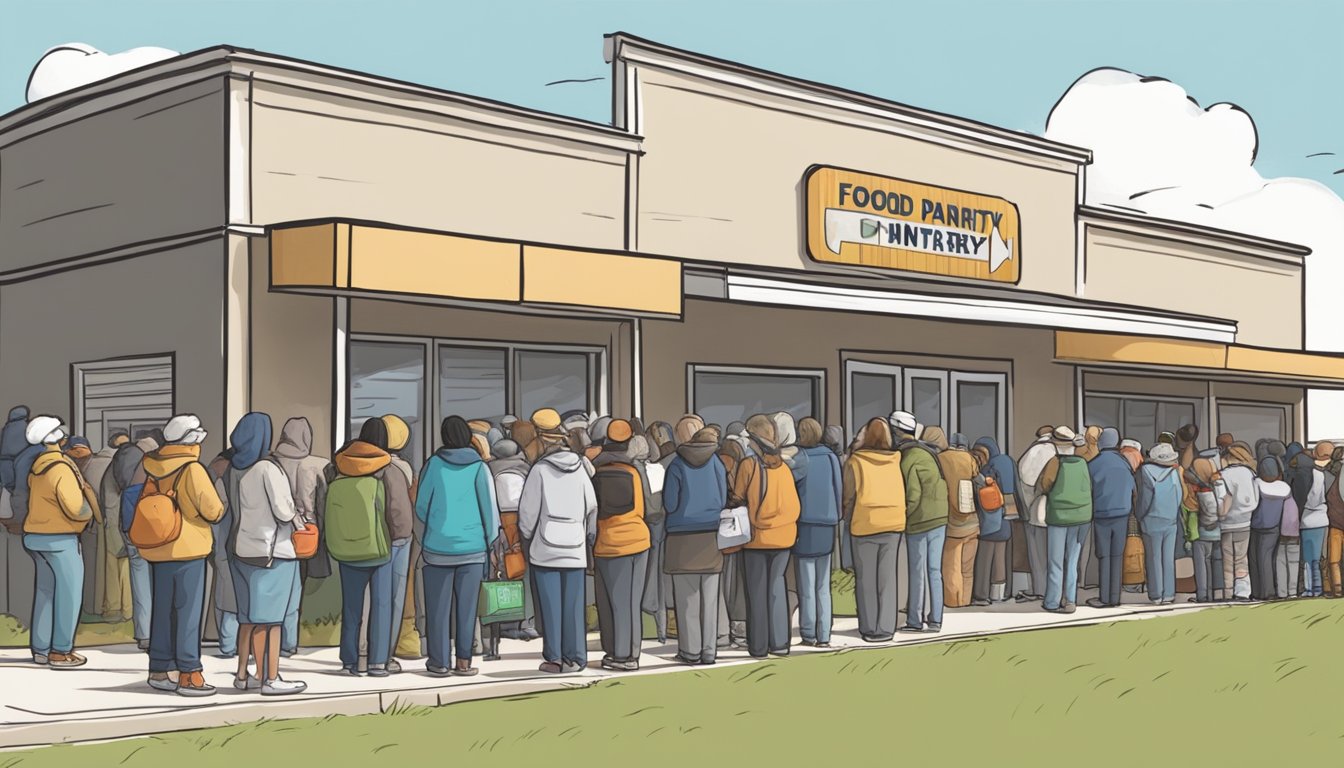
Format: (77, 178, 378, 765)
(269, 221, 682, 318)
(1056, 331, 1344, 387)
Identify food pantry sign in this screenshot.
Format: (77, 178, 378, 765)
(804, 165, 1022, 283)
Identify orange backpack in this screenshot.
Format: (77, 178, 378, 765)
(978, 476, 1005, 512)
(128, 467, 187, 549)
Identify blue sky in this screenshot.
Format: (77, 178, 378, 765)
(4, 0, 1342, 196)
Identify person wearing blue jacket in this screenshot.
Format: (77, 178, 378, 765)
(415, 415, 500, 677)
(792, 418, 841, 646)
(1135, 444, 1183, 604)
(972, 437, 1016, 605)
(663, 426, 728, 665)
(1087, 428, 1136, 608)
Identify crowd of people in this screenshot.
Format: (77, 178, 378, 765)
(0, 401, 1336, 698)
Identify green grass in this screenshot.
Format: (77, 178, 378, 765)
(830, 569, 856, 616)
(0, 613, 135, 648)
(9, 598, 1344, 765)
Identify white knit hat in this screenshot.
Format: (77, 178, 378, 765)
(890, 410, 918, 435)
(24, 415, 64, 446)
(163, 414, 206, 445)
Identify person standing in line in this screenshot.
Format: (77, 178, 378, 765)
(488, 439, 537, 644)
(1087, 428, 1135, 608)
(1251, 457, 1294, 600)
(733, 415, 801, 658)
(0, 407, 34, 608)
(415, 416, 499, 677)
(792, 418, 841, 648)
(93, 431, 133, 623)
(377, 414, 416, 671)
(716, 438, 748, 650)
(1186, 451, 1225, 602)
(64, 437, 110, 620)
(1015, 426, 1057, 602)
(124, 431, 163, 651)
(1037, 428, 1092, 614)
(1299, 442, 1334, 598)
(23, 416, 96, 668)
(1134, 444, 1183, 605)
(206, 446, 240, 658)
(140, 415, 224, 696)
(844, 419, 905, 641)
(270, 418, 329, 659)
(822, 425, 854, 574)
(590, 419, 652, 672)
(1218, 444, 1260, 601)
(519, 409, 598, 674)
(1323, 447, 1344, 598)
(890, 411, 949, 633)
(223, 413, 306, 695)
(925, 428, 978, 609)
(971, 437, 1015, 606)
(663, 426, 727, 664)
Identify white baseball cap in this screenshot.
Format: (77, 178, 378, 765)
(889, 410, 918, 435)
(163, 414, 207, 445)
(24, 415, 65, 446)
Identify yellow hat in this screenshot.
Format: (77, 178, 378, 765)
(531, 408, 563, 433)
(607, 419, 633, 443)
(381, 414, 410, 452)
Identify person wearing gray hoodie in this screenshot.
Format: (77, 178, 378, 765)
(519, 428, 598, 674)
(270, 418, 329, 657)
(489, 439, 538, 643)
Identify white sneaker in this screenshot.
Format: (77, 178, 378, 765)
(233, 675, 262, 691)
(261, 677, 307, 696)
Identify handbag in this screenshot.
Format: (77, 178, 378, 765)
(477, 524, 525, 624)
(717, 505, 751, 550)
(498, 512, 527, 580)
(291, 518, 319, 559)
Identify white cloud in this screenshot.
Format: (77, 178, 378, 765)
(26, 43, 180, 103)
(1045, 68, 1344, 440)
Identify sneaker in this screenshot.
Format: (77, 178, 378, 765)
(366, 665, 390, 678)
(451, 662, 478, 677)
(898, 625, 925, 633)
(176, 671, 216, 697)
(767, 649, 790, 657)
(970, 599, 991, 607)
(137, 639, 150, 652)
(47, 652, 87, 669)
(426, 665, 451, 677)
(337, 666, 361, 677)
(1061, 602, 1077, 614)
(386, 658, 402, 674)
(672, 653, 700, 665)
(233, 674, 261, 691)
(1085, 598, 1108, 609)
(699, 656, 717, 666)
(279, 649, 296, 659)
(539, 661, 564, 674)
(601, 658, 638, 672)
(261, 678, 307, 696)
(924, 623, 942, 633)
(31, 653, 48, 666)
(1162, 598, 1178, 605)
(561, 661, 585, 673)
(1014, 592, 1041, 603)
(148, 672, 177, 692)
(815, 641, 831, 649)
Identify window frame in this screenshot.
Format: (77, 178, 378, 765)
(903, 368, 950, 434)
(70, 354, 176, 450)
(950, 370, 1009, 448)
(1216, 399, 1292, 444)
(686, 364, 826, 426)
(844, 360, 903, 442)
(1082, 390, 1205, 446)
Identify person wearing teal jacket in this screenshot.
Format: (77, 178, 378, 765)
(415, 416, 500, 677)
(1038, 427, 1093, 614)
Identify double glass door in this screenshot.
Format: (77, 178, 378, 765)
(846, 361, 1007, 447)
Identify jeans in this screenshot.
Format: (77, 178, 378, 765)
(1276, 537, 1301, 598)
(281, 562, 303, 654)
(149, 558, 207, 673)
(594, 551, 649, 662)
(1045, 524, 1088, 610)
(387, 541, 411, 655)
(1024, 523, 1048, 596)
(339, 560, 393, 670)
(671, 573, 720, 661)
(1192, 539, 1221, 601)
(1249, 529, 1279, 600)
(795, 553, 832, 644)
(1092, 517, 1128, 606)
(533, 565, 586, 665)
(1140, 522, 1177, 602)
(216, 608, 239, 656)
(1221, 529, 1252, 599)
(25, 534, 82, 655)
(125, 543, 152, 642)
(1302, 527, 1327, 597)
(853, 532, 900, 638)
(905, 526, 946, 629)
(742, 549, 791, 657)
(422, 562, 484, 668)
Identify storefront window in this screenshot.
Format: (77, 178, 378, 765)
(350, 341, 425, 469)
(909, 376, 944, 430)
(517, 350, 591, 420)
(691, 368, 820, 429)
(956, 381, 999, 444)
(1218, 403, 1288, 445)
(439, 345, 507, 424)
(1083, 394, 1199, 448)
(851, 372, 896, 435)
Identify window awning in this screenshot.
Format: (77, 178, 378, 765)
(1056, 331, 1344, 389)
(268, 221, 683, 318)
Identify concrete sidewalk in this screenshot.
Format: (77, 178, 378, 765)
(0, 590, 1218, 750)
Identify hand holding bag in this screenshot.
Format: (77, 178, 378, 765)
(291, 516, 320, 559)
(717, 505, 751, 550)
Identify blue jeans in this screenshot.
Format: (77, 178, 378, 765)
(387, 541, 411, 653)
(216, 608, 239, 656)
(422, 562, 484, 668)
(1141, 522, 1178, 602)
(1093, 517, 1129, 606)
(795, 553, 832, 644)
(339, 560, 393, 670)
(281, 562, 302, 654)
(1046, 524, 1089, 610)
(25, 534, 82, 655)
(149, 558, 207, 673)
(1302, 527, 1327, 596)
(533, 565, 586, 665)
(905, 526, 946, 629)
(125, 543, 152, 641)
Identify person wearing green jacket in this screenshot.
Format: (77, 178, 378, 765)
(889, 411, 949, 633)
(1038, 427, 1093, 614)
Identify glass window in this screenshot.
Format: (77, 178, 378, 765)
(910, 377, 943, 430)
(1219, 403, 1287, 445)
(1124, 399, 1158, 449)
(692, 370, 818, 429)
(851, 373, 896, 436)
(350, 341, 425, 469)
(517, 350, 591, 421)
(439, 345, 507, 424)
(956, 381, 999, 444)
(1084, 396, 1122, 432)
(1158, 402, 1197, 439)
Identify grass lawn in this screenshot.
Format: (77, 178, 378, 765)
(8, 597, 1344, 765)
(0, 613, 134, 649)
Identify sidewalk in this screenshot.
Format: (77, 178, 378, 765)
(0, 590, 1218, 750)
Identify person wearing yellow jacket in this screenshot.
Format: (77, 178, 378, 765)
(843, 418, 906, 642)
(141, 415, 224, 697)
(732, 414, 801, 659)
(591, 419, 652, 672)
(23, 416, 98, 668)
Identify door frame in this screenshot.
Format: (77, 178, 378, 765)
(844, 360, 903, 442)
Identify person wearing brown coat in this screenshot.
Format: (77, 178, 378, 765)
(716, 439, 747, 648)
(732, 415, 800, 658)
(925, 427, 979, 608)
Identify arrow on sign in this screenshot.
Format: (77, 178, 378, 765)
(825, 208, 1015, 273)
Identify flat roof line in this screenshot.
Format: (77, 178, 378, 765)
(1079, 205, 1311, 258)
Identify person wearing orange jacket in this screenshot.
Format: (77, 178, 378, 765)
(590, 419, 652, 672)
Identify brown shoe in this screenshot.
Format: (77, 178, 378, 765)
(176, 671, 216, 697)
(47, 652, 87, 669)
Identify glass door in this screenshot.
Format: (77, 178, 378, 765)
(846, 361, 902, 443)
(903, 369, 949, 433)
(951, 372, 1007, 448)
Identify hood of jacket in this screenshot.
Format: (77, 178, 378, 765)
(435, 446, 482, 466)
(676, 438, 720, 468)
(850, 448, 901, 469)
(334, 440, 391, 477)
(229, 413, 272, 470)
(0, 406, 28, 458)
(31, 447, 70, 476)
(272, 417, 313, 460)
(6, 405, 28, 424)
(143, 444, 201, 477)
(537, 448, 585, 473)
(973, 437, 1001, 458)
(489, 454, 529, 476)
(922, 426, 949, 451)
(110, 443, 145, 490)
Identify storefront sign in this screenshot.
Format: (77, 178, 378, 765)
(804, 165, 1022, 283)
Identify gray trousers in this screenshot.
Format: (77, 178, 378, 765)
(1025, 524, 1048, 596)
(1249, 529, 1279, 600)
(1192, 539, 1224, 601)
(721, 551, 747, 642)
(671, 573, 720, 662)
(742, 549, 790, 657)
(595, 551, 648, 662)
(972, 539, 1008, 603)
(1276, 537, 1301, 599)
(852, 532, 901, 638)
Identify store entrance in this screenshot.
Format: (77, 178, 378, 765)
(844, 360, 1007, 448)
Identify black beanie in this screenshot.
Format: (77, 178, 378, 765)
(441, 416, 473, 450)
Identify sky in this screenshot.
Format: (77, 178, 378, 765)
(3, 0, 1344, 197)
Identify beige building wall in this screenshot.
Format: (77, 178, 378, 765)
(1083, 227, 1303, 348)
(0, 79, 226, 273)
(631, 68, 1082, 297)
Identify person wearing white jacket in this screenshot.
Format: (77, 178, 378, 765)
(518, 408, 598, 674)
(1015, 426, 1058, 601)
